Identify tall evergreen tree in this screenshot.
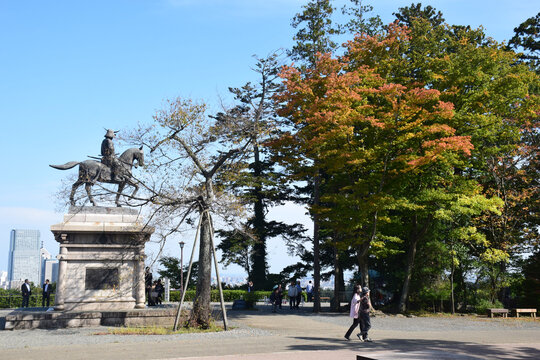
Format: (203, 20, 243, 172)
(215, 53, 307, 290)
(508, 12, 540, 72)
(340, 0, 383, 36)
(284, 0, 342, 312)
(289, 0, 340, 68)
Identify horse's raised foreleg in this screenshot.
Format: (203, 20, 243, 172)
(70, 181, 83, 206)
(85, 183, 96, 206)
(116, 183, 125, 207)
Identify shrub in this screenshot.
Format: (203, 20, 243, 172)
(474, 298, 504, 314)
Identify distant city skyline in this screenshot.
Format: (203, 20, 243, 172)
(5, 229, 58, 289)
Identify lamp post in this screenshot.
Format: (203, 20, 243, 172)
(179, 241, 185, 295)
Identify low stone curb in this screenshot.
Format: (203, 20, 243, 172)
(4, 306, 184, 330)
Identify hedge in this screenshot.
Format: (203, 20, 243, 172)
(0, 293, 56, 308)
(169, 290, 272, 302)
(0, 289, 305, 308)
(168, 290, 307, 303)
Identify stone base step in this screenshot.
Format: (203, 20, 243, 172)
(3, 305, 184, 330)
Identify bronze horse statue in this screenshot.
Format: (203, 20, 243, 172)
(50, 146, 144, 207)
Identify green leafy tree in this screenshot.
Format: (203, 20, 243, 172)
(157, 256, 198, 290)
(277, 21, 476, 300)
(520, 251, 540, 309)
(375, 6, 540, 312)
(279, 5, 539, 313)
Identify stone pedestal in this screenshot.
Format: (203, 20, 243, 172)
(50, 206, 154, 311)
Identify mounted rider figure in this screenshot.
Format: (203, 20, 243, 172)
(101, 129, 122, 181)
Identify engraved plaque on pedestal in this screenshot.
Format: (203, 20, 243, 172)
(85, 268, 119, 290)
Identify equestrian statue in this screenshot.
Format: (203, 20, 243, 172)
(50, 129, 144, 207)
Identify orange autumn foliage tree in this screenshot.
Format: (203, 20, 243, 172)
(274, 23, 476, 290)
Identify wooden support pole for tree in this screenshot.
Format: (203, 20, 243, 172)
(173, 213, 203, 331)
(208, 212, 228, 330)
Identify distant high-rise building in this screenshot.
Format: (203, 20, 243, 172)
(40, 245, 51, 260)
(0, 271, 8, 289)
(7, 229, 41, 288)
(40, 244, 52, 284)
(42, 259, 59, 284)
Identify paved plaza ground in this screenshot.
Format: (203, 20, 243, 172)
(1, 303, 539, 360)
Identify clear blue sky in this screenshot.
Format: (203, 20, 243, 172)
(0, 0, 537, 276)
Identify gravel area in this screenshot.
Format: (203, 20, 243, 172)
(1, 306, 538, 351)
(0, 319, 272, 349)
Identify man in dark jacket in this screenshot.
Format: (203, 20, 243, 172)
(145, 267, 154, 306)
(359, 287, 373, 342)
(42, 279, 52, 307)
(21, 279, 31, 308)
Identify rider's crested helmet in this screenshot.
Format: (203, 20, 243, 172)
(105, 129, 116, 139)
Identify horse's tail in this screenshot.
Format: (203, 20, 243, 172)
(49, 162, 80, 170)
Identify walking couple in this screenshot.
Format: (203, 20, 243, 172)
(344, 285, 373, 342)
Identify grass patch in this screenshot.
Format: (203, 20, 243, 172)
(94, 323, 225, 335)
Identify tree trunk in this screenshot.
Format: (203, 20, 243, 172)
(337, 254, 345, 309)
(191, 210, 212, 328)
(398, 216, 419, 313)
(355, 211, 380, 289)
(356, 241, 370, 288)
(461, 267, 468, 311)
(312, 171, 321, 313)
(331, 245, 342, 311)
(250, 143, 267, 290)
(450, 242, 455, 315)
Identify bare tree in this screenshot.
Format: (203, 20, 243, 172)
(123, 97, 252, 327)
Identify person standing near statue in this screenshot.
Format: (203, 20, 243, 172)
(21, 279, 31, 308)
(145, 267, 154, 306)
(101, 129, 121, 181)
(42, 279, 52, 307)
